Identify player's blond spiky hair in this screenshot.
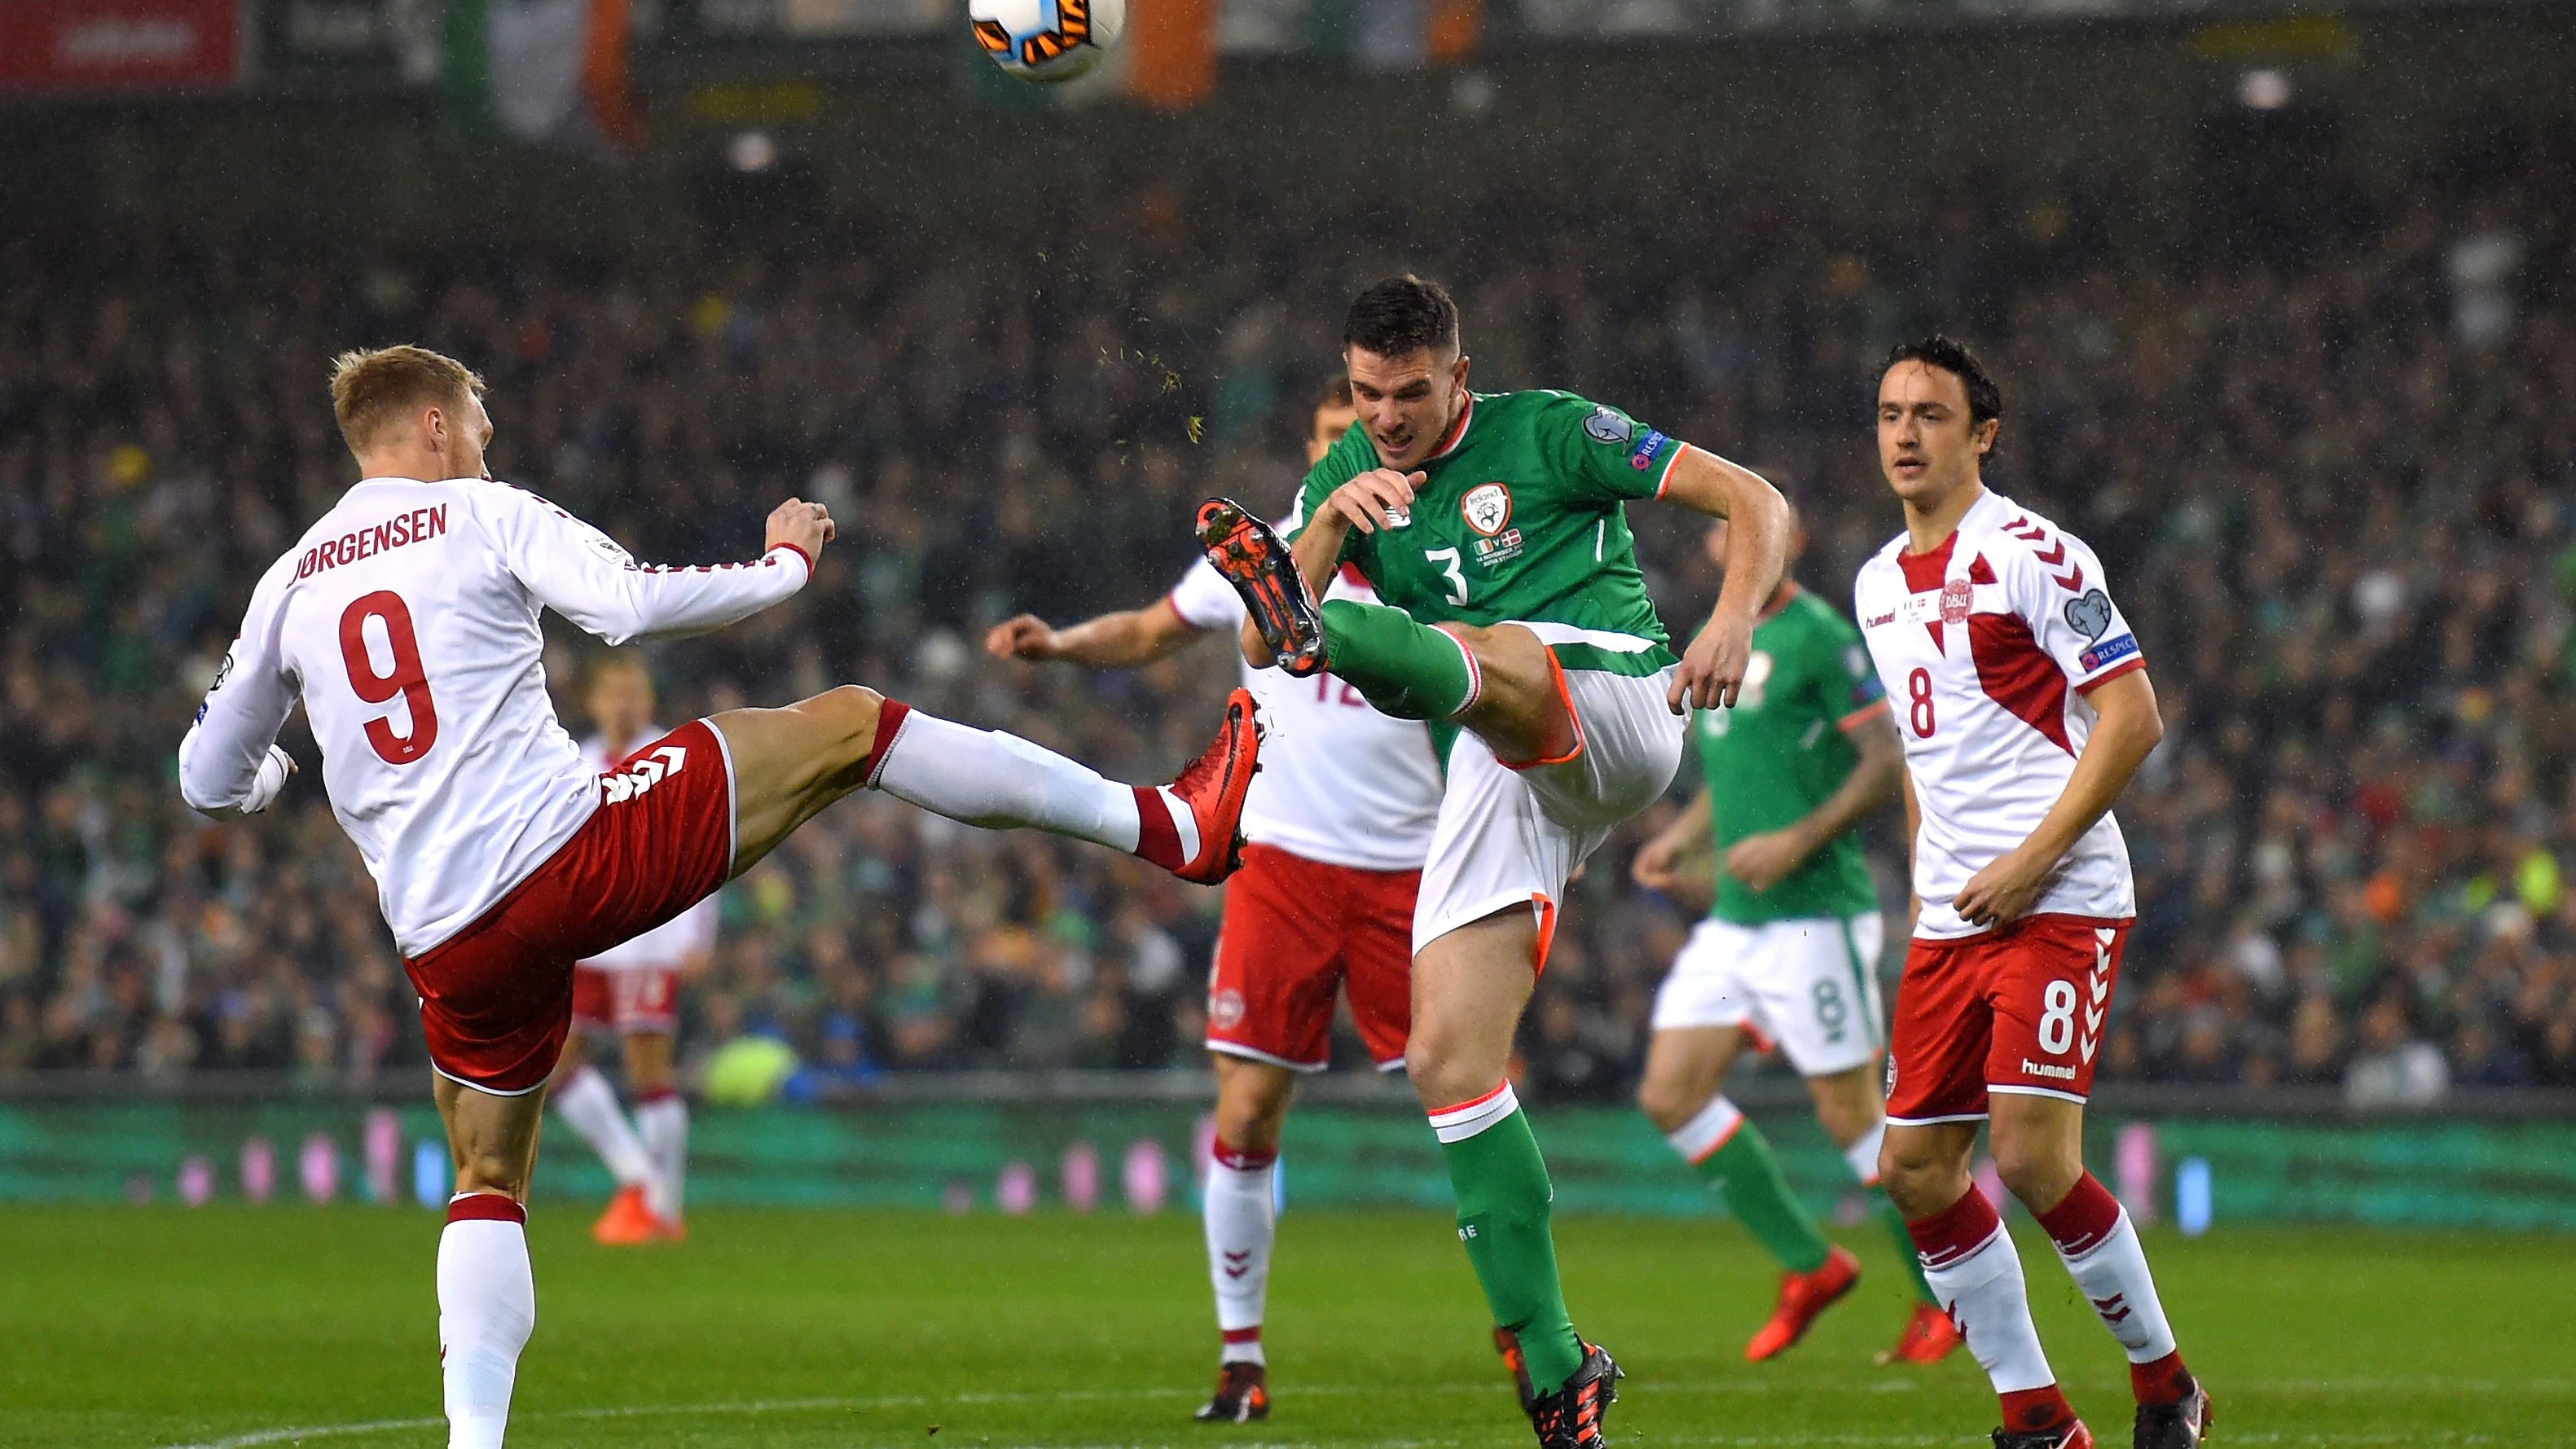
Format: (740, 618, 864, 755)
(328, 345, 486, 454)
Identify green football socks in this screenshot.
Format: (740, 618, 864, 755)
(1317, 599, 1476, 720)
(1879, 1197, 1938, 1304)
(1431, 1087, 1585, 1397)
(1665, 1096, 1832, 1274)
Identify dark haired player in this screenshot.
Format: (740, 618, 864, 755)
(988, 379, 1443, 1423)
(1196, 278, 1791, 1449)
(1855, 337, 2207, 1449)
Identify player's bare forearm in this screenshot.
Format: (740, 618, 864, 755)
(1791, 709, 1905, 859)
(1633, 788, 1714, 889)
(993, 600, 1194, 670)
(2015, 670, 2162, 869)
(1663, 450, 1791, 711)
(1955, 670, 2163, 926)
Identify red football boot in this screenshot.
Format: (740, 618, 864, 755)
(591, 1184, 660, 1245)
(1161, 687, 1262, 885)
(1744, 1244, 1862, 1361)
(1879, 1302, 1966, 1365)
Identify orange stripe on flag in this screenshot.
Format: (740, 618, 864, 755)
(1426, 0, 1482, 62)
(1127, 0, 1215, 109)
(582, 0, 644, 148)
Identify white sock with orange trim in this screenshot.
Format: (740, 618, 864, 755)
(1203, 1143, 1276, 1365)
(552, 1065, 650, 1188)
(864, 701, 1197, 865)
(438, 1194, 534, 1449)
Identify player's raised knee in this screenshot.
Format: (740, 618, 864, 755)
(1634, 1076, 1695, 1132)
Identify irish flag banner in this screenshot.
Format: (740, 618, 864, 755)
(443, 0, 643, 149)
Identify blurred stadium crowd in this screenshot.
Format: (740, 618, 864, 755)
(2, 110, 2572, 1104)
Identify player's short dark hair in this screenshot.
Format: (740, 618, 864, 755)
(1318, 374, 1353, 412)
(1880, 335, 2002, 431)
(1343, 276, 1461, 358)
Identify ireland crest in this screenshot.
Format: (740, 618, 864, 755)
(1461, 483, 1513, 537)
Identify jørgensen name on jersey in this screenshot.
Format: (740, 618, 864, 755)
(1694, 586, 1887, 925)
(1853, 490, 2146, 940)
(578, 729, 724, 969)
(1290, 390, 1684, 675)
(178, 476, 811, 959)
(1169, 555, 1443, 872)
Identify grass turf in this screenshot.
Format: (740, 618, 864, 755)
(2, 1205, 2569, 1447)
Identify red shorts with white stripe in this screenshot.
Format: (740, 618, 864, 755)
(569, 964, 683, 1035)
(1206, 844, 1418, 1073)
(402, 719, 734, 1095)
(1884, 913, 2130, 1125)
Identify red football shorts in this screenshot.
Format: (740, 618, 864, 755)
(402, 719, 734, 1095)
(1884, 913, 2130, 1124)
(1207, 844, 1418, 1073)
(569, 964, 683, 1036)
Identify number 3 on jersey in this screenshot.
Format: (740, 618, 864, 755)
(1426, 547, 1468, 606)
(340, 591, 439, 765)
(1907, 666, 1936, 738)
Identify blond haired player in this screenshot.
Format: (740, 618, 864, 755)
(988, 378, 1444, 1423)
(178, 345, 1261, 1449)
(545, 655, 714, 1244)
(1856, 336, 2205, 1449)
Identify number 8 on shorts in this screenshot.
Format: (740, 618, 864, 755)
(1882, 913, 2129, 1125)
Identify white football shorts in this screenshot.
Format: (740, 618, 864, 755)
(1413, 640, 1686, 958)
(1651, 913, 1888, 1078)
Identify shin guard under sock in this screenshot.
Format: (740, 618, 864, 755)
(1317, 599, 1479, 720)
(1431, 1085, 1582, 1396)
(1665, 1096, 1831, 1274)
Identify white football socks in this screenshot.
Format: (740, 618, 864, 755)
(1921, 1211, 2056, 1395)
(871, 709, 1145, 852)
(2053, 1205, 2178, 1363)
(1841, 1119, 1887, 1186)
(1203, 1148, 1277, 1364)
(635, 1091, 689, 1224)
(438, 1197, 534, 1449)
(551, 1065, 652, 1188)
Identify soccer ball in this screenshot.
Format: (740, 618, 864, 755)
(969, 0, 1125, 84)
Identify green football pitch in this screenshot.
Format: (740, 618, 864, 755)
(3, 1205, 2570, 1447)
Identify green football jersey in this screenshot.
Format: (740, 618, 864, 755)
(1293, 389, 1680, 674)
(1695, 586, 1886, 924)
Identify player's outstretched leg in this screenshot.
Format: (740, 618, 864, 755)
(714, 685, 1259, 885)
(1637, 1028, 1856, 1362)
(1196, 1056, 1293, 1423)
(1994, 1097, 2209, 1448)
(1411, 910, 1620, 1447)
(432, 1077, 547, 1449)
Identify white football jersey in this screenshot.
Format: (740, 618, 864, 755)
(178, 476, 810, 958)
(576, 728, 723, 970)
(1167, 558, 1444, 873)
(1853, 489, 2144, 940)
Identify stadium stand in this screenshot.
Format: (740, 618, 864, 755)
(2, 103, 2571, 1103)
